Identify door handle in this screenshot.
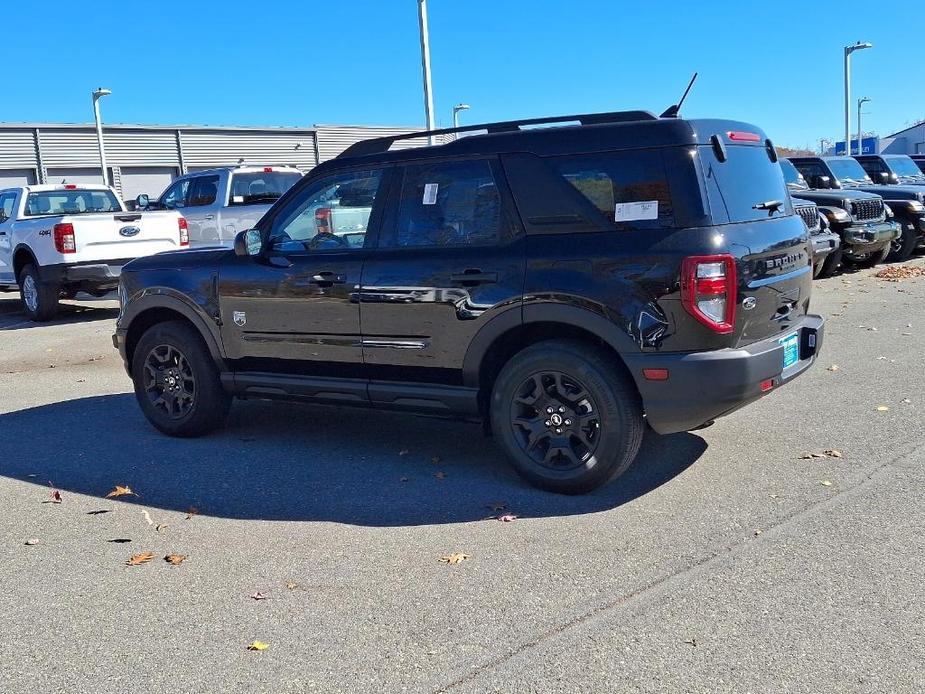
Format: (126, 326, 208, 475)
(310, 271, 346, 287)
(0, 231, 6, 236)
(203, 214, 215, 220)
(450, 269, 498, 285)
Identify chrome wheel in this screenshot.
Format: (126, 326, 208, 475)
(21, 274, 38, 313)
(143, 344, 196, 420)
(509, 371, 602, 471)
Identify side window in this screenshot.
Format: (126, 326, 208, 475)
(187, 175, 220, 207)
(546, 150, 674, 229)
(383, 159, 506, 248)
(269, 169, 384, 252)
(160, 179, 190, 209)
(794, 161, 827, 182)
(0, 193, 15, 221)
(859, 159, 884, 177)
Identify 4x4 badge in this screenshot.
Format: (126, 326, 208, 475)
(233, 311, 246, 326)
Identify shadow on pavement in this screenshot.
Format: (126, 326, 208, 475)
(0, 292, 118, 330)
(0, 394, 707, 526)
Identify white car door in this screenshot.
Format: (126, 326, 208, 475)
(0, 191, 18, 284)
(185, 174, 223, 246)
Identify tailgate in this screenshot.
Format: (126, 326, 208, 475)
(70, 212, 182, 261)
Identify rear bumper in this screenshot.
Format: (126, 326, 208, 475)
(624, 314, 825, 434)
(39, 259, 132, 288)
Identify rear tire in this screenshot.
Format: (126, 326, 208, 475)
(18, 263, 59, 322)
(490, 340, 645, 494)
(886, 223, 918, 263)
(131, 320, 231, 437)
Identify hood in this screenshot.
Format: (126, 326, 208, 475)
(124, 247, 231, 272)
(847, 184, 925, 201)
(787, 188, 879, 207)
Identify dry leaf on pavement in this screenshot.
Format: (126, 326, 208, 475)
(876, 405, 890, 412)
(105, 485, 138, 498)
(439, 552, 470, 565)
(250, 592, 268, 601)
(285, 581, 299, 590)
(496, 513, 518, 522)
(164, 554, 187, 566)
(155, 524, 168, 532)
(126, 552, 155, 566)
(141, 510, 153, 525)
(185, 507, 199, 520)
(820, 480, 833, 487)
(24, 539, 40, 546)
(827, 365, 839, 372)
(246, 641, 269, 651)
(823, 449, 843, 458)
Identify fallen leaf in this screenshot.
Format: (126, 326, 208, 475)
(823, 449, 843, 458)
(24, 538, 40, 546)
(46, 481, 62, 504)
(496, 513, 518, 522)
(398, 449, 410, 457)
(820, 480, 833, 487)
(126, 552, 155, 566)
(875, 265, 925, 281)
(683, 638, 698, 647)
(399, 476, 409, 483)
(434, 471, 446, 480)
(901, 398, 912, 405)
(141, 510, 153, 525)
(250, 592, 268, 601)
(798, 453, 826, 460)
(107, 538, 132, 543)
(439, 552, 470, 565)
(247, 641, 269, 651)
(164, 554, 187, 566)
(185, 507, 199, 520)
(876, 406, 890, 412)
(753, 529, 763, 537)
(285, 581, 299, 590)
(769, 494, 780, 499)
(106, 485, 138, 498)
(155, 523, 168, 532)
(86, 509, 111, 515)
(827, 364, 840, 372)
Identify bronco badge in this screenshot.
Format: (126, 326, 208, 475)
(233, 311, 246, 327)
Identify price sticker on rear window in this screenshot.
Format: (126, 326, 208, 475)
(422, 183, 439, 205)
(615, 200, 659, 222)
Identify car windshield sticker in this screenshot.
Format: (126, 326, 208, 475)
(615, 200, 659, 222)
(232, 195, 244, 203)
(422, 183, 439, 205)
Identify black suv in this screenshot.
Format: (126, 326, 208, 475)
(790, 156, 924, 262)
(114, 110, 824, 494)
(781, 157, 896, 271)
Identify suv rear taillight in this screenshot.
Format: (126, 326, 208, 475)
(54, 223, 76, 253)
(315, 207, 332, 232)
(178, 217, 189, 246)
(680, 254, 737, 334)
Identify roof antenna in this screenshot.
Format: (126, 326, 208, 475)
(660, 72, 698, 118)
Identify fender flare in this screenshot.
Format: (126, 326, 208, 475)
(461, 302, 639, 388)
(11, 243, 38, 277)
(121, 289, 225, 368)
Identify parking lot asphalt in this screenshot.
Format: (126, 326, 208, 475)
(1, 260, 924, 694)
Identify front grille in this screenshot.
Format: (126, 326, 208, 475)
(795, 204, 821, 232)
(850, 199, 884, 221)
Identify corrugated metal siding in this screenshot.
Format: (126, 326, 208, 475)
(180, 130, 317, 170)
(315, 126, 446, 163)
(40, 130, 100, 167)
(106, 130, 180, 166)
(0, 129, 38, 168)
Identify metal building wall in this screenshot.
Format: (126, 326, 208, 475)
(314, 125, 441, 163)
(180, 130, 317, 170)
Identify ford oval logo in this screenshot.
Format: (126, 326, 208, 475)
(119, 226, 141, 237)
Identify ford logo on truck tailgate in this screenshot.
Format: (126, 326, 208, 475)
(119, 226, 141, 237)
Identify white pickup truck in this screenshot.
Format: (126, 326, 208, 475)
(136, 165, 303, 247)
(0, 183, 188, 321)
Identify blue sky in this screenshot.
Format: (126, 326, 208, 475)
(3, 0, 922, 148)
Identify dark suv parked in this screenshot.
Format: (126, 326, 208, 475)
(791, 196, 840, 278)
(781, 158, 896, 271)
(790, 156, 924, 261)
(114, 111, 824, 494)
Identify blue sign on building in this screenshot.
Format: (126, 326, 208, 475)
(834, 136, 879, 155)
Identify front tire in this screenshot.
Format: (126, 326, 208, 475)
(131, 320, 231, 437)
(490, 340, 645, 494)
(18, 263, 59, 322)
(814, 248, 842, 279)
(886, 223, 918, 263)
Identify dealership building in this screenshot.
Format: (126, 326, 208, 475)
(0, 122, 434, 201)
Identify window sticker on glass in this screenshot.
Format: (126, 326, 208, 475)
(615, 200, 659, 222)
(422, 183, 439, 205)
(232, 195, 244, 203)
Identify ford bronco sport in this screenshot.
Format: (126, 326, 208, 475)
(114, 110, 824, 494)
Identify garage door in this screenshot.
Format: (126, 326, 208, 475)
(120, 167, 177, 202)
(47, 168, 107, 186)
(0, 168, 37, 188)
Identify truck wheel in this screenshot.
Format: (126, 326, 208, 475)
(131, 320, 231, 437)
(815, 248, 842, 279)
(886, 223, 918, 263)
(490, 340, 645, 494)
(18, 264, 59, 322)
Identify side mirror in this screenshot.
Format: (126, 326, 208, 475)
(0, 212, 7, 224)
(135, 193, 150, 208)
(878, 172, 890, 184)
(234, 229, 264, 257)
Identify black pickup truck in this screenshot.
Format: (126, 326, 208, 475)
(790, 156, 925, 262)
(781, 158, 898, 269)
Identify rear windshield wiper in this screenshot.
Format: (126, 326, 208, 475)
(752, 199, 784, 216)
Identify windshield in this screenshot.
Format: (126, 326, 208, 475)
(887, 156, 925, 180)
(826, 158, 872, 185)
(25, 189, 121, 216)
(780, 159, 809, 190)
(229, 171, 302, 206)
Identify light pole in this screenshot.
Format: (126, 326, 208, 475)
(92, 88, 112, 185)
(857, 97, 871, 155)
(452, 103, 470, 129)
(843, 42, 872, 156)
(417, 0, 436, 144)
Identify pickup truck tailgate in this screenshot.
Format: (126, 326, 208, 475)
(69, 211, 183, 260)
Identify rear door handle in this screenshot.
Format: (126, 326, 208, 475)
(310, 271, 346, 287)
(203, 214, 215, 221)
(450, 269, 498, 285)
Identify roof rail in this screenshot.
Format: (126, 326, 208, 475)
(336, 110, 659, 160)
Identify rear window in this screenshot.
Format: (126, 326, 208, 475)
(702, 145, 791, 223)
(229, 171, 302, 206)
(25, 189, 121, 216)
(547, 150, 675, 229)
